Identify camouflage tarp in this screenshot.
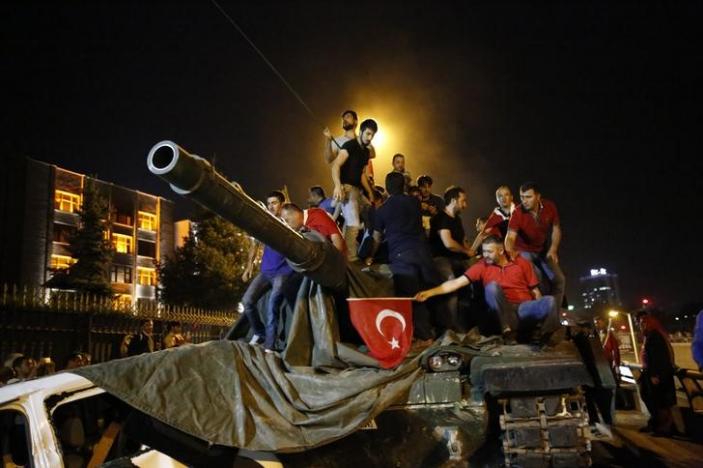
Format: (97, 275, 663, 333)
(74, 268, 425, 452)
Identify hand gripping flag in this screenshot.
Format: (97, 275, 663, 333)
(347, 297, 414, 368)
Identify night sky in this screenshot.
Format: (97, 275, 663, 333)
(2, 1, 701, 310)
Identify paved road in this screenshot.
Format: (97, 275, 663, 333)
(621, 342, 696, 370)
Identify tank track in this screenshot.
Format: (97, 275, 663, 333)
(499, 391, 591, 467)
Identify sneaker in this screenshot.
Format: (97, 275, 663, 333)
(248, 334, 262, 345)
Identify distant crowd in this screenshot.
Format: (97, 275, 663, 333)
(0, 320, 187, 387)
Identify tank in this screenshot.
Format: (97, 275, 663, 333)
(132, 140, 616, 466)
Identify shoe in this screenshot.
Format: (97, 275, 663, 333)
(409, 338, 434, 354)
(248, 334, 263, 345)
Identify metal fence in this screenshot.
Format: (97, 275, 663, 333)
(0, 284, 238, 368)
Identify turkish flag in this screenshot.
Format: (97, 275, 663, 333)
(347, 297, 414, 368)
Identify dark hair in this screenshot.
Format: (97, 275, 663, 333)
(166, 321, 182, 331)
(477, 216, 488, 223)
(372, 189, 383, 200)
(416, 175, 433, 187)
(139, 319, 152, 326)
(309, 185, 325, 199)
(385, 172, 405, 196)
(267, 190, 286, 203)
(66, 351, 83, 365)
(342, 110, 358, 121)
(360, 119, 378, 134)
(392, 153, 405, 163)
(519, 181, 540, 194)
(408, 185, 420, 195)
(481, 235, 502, 246)
(11, 355, 27, 371)
(443, 186, 465, 205)
(281, 202, 303, 214)
(636, 310, 650, 319)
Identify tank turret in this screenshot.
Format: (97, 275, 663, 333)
(146, 140, 347, 291)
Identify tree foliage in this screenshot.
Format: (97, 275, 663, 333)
(158, 213, 252, 309)
(46, 179, 113, 296)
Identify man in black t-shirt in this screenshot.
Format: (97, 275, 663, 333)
(417, 175, 445, 236)
(331, 119, 378, 261)
(428, 187, 472, 330)
(429, 186, 471, 262)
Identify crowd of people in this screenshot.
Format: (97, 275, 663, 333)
(0, 320, 188, 387)
(241, 109, 566, 352)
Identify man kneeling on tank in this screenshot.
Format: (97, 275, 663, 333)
(415, 236, 560, 344)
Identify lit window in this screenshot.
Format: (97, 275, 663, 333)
(138, 211, 157, 231)
(111, 265, 133, 283)
(137, 267, 156, 286)
(112, 234, 133, 254)
(54, 190, 81, 213)
(50, 254, 76, 269)
(115, 294, 133, 307)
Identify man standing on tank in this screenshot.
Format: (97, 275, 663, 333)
(241, 190, 299, 351)
(365, 172, 441, 347)
(330, 119, 378, 261)
(505, 182, 565, 311)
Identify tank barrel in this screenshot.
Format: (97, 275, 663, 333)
(147, 140, 346, 290)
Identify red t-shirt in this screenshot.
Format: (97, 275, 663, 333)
(304, 208, 345, 251)
(507, 199, 560, 253)
(483, 205, 513, 239)
(464, 256, 539, 304)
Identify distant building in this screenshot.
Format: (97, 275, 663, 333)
(579, 267, 622, 315)
(0, 157, 175, 306)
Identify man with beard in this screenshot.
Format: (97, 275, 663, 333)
(415, 236, 559, 343)
(416, 175, 445, 236)
(323, 110, 376, 164)
(505, 182, 565, 312)
(469, 185, 515, 256)
(331, 119, 378, 261)
(391, 153, 412, 193)
(429, 186, 472, 275)
(241, 191, 300, 351)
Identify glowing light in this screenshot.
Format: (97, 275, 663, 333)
(641, 298, 649, 305)
(608, 310, 620, 318)
(590, 267, 608, 277)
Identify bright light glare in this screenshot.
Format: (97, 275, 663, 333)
(372, 129, 386, 152)
(608, 310, 619, 318)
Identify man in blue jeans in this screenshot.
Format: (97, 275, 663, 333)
(241, 190, 299, 351)
(505, 181, 565, 311)
(415, 236, 559, 343)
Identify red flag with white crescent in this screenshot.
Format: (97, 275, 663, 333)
(347, 297, 413, 369)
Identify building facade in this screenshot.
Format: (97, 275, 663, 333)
(578, 267, 622, 316)
(0, 157, 174, 305)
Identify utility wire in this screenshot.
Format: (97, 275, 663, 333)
(209, 0, 342, 149)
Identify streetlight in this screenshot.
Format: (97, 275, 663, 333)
(609, 309, 639, 364)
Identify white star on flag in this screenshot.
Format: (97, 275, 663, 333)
(389, 337, 400, 349)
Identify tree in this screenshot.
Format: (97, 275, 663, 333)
(46, 179, 113, 296)
(159, 213, 252, 309)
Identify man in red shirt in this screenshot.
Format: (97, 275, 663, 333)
(504, 182, 565, 313)
(280, 203, 346, 254)
(415, 236, 559, 342)
(469, 185, 515, 256)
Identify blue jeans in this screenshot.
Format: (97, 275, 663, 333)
(242, 271, 299, 349)
(390, 247, 442, 340)
(519, 251, 565, 311)
(483, 282, 559, 337)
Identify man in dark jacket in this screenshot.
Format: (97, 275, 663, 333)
(637, 311, 676, 435)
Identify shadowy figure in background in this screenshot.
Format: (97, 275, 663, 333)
(637, 310, 676, 436)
